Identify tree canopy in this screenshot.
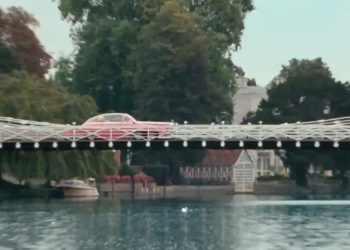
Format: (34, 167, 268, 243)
(0, 7, 51, 77)
(133, 1, 232, 123)
(245, 58, 350, 186)
(279, 58, 332, 81)
(55, 0, 253, 114)
(0, 73, 116, 180)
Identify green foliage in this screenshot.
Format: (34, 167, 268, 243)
(279, 58, 332, 80)
(247, 78, 256, 86)
(55, 0, 253, 113)
(0, 72, 116, 180)
(118, 163, 135, 176)
(0, 42, 21, 73)
(60, 16, 137, 112)
(134, 0, 232, 123)
(57, 0, 253, 49)
(184, 0, 254, 47)
(246, 58, 350, 187)
(53, 56, 74, 88)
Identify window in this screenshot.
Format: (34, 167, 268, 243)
(103, 114, 123, 122)
(257, 151, 271, 172)
(86, 113, 136, 123)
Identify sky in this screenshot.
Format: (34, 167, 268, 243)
(1, 0, 350, 86)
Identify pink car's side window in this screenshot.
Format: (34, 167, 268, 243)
(85, 113, 136, 123)
(103, 114, 122, 122)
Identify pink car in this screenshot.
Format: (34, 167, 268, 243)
(63, 113, 173, 140)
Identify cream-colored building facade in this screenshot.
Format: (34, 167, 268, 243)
(233, 76, 285, 176)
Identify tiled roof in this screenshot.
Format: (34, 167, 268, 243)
(199, 150, 242, 166)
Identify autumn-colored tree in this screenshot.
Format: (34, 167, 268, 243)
(0, 7, 51, 77)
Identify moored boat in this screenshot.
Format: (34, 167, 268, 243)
(55, 178, 99, 198)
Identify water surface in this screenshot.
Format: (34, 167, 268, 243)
(1, 196, 350, 250)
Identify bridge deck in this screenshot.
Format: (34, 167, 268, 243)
(1, 117, 350, 150)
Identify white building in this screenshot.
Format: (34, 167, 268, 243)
(233, 76, 285, 176)
(232, 84, 267, 124)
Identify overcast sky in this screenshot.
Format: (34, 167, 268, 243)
(2, 0, 350, 86)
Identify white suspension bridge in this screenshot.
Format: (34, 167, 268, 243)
(1, 116, 350, 150)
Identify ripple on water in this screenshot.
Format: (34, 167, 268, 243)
(1, 198, 350, 249)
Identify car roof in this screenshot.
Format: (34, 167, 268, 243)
(86, 113, 136, 123)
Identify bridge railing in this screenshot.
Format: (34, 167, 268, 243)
(1, 122, 350, 143)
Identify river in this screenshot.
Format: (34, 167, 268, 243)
(1, 196, 350, 250)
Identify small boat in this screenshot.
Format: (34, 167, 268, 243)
(55, 178, 99, 198)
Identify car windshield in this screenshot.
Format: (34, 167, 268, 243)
(86, 114, 135, 123)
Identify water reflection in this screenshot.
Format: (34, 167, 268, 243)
(1, 197, 350, 249)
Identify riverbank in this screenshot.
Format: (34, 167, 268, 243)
(1, 179, 348, 200)
(98, 179, 349, 200)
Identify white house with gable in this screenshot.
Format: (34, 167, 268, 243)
(180, 150, 256, 193)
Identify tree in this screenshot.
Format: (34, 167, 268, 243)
(57, 0, 253, 49)
(53, 56, 74, 88)
(0, 72, 116, 180)
(0, 7, 51, 77)
(134, 0, 232, 123)
(183, 0, 254, 47)
(245, 58, 350, 186)
(275, 58, 332, 84)
(55, 0, 253, 113)
(131, 1, 235, 181)
(247, 78, 256, 86)
(65, 18, 136, 112)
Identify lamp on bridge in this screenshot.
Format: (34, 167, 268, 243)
(145, 141, 150, 147)
(164, 141, 169, 147)
(276, 141, 282, 148)
(239, 141, 244, 147)
(295, 141, 301, 148)
(108, 141, 113, 148)
(52, 141, 58, 148)
(34, 142, 39, 149)
(71, 141, 77, 148)
(183, 141, 188, 147)
(15, 142, 21, 149)
(314, 141, 320, 148)
(333, 141, 339, 148)
(127, 141, 132, 147)
(220, 141, 225, 147)
(202, 141, 206, 147)
(89, 141, 95, 148)
(258, 141, 263, 147)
